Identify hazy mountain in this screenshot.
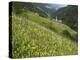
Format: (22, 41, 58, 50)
(32, 3, 68, 19)
(55, 5, 78, 31)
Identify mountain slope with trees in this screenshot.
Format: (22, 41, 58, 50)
(54, 5, 78, 31)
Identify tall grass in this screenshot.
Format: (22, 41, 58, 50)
(12, 12, 77, 58)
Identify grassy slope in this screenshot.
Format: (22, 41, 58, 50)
(12, 11, 77, 58)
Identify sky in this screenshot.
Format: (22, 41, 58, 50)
(45, 4, 68, 10)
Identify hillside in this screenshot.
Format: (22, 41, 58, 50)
(12, 11, 77, 58)
(12, 2, 78, 32)
(54, 5, 78, 31)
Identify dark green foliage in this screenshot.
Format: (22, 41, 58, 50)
(36, 9, 48, 18)
(55, 5, 78, 31)
(12, 2, 49, 18)
(12, 2, 36, 15)
(61, 30, 77, 41)
(12, 2, 24, 14)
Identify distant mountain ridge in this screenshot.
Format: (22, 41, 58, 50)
(12, 2, 78, 31)
(55, 5, 78, 31)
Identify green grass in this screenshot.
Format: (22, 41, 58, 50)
(12, 11, 78, 58)
(22, 11, 77, 41)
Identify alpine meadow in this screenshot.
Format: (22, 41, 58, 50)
(9, 2, 78, 58)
